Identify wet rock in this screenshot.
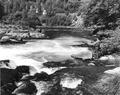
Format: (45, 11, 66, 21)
(0, 60, 10, 68)
(0, 60, 17, 69)
(43, 59, 77, 68)
(60, 77, 82, 89)
(0, 36, 10, 42)
(51, 66, 115, 84)
(21, 72, 51, 82)
(80, 73, 120, 95)
(1, 83, 17, 95)
(1, 68, 22, 86)
(0, 66, 30, 86)
(71, 50, 92, 60)
(32, 72, 51, 81)
(13, 81, 37, 95)
(15, 66, 30, 75)
(99, 54, 120, 67)
(0, 38, 27, 44)
(29, 32, 46, 39)
(41, 78, 83, 95)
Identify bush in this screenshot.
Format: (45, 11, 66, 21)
(83, 0, 120, 28)
(41, 14, 72, 26)
(93, 27, 120, 59)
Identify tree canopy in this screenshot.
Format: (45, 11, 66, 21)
(83, 0, 120, 28)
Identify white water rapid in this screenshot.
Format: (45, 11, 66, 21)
(0, 36, 92, 75)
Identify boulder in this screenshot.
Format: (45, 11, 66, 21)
(1, 83, 17, 95)
(0, 68, 22, 86)
(0, 60, 16, 69)
(43, 59, 76, 68)
(0, 36, 10, 42)
(12, 81, 37, 95)
(0, 66, 30, 86)
(32, 72, 51, 81)
(80, 74, 120, 95)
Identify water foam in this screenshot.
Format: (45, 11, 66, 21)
(0, 37, 92, 74)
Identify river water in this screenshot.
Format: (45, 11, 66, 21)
(0, 36, 92, 75)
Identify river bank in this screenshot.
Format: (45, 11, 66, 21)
(0, 24, 48, 44)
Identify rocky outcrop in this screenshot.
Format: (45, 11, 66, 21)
(12, 81, 37, 95)
(0, 24, 47, 44)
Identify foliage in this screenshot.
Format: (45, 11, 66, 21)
(0, 0, 81, 27)
(83, 0, 120, 28)
(41, 14, 72, 26)
(93, 27, 120, 59)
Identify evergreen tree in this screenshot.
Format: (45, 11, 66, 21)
(0, 1, 4, 19)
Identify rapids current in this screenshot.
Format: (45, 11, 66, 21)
(0, 36, 92, 75)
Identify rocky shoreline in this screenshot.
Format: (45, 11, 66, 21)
(0, 24, 48, 45)
(0, 24, 120, 95)
(1, 51, 120, 95)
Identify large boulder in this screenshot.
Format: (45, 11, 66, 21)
(12, 81, 37, 95)
(81, 73, 120, 95)
(0, 60, 17, 69)
(43, 59, 77, 68)
(1, 83, 17, 95)
(0, 66, 31, 86)
(0, 36, 10, 42)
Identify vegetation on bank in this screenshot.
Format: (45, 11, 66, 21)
(0, 0, 82, 27)
(74, 0, 120, 59)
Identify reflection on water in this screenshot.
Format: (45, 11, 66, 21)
(0, 36, 92, 74)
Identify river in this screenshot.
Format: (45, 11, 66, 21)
(0, 36, 92, 75)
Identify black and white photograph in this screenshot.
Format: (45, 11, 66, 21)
(0, 0, 120, 95)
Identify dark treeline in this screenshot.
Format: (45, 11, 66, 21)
(81, 0, 120, 59)
(0, 0, 82, 27)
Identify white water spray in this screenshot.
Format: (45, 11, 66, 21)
(0, 36, 92, 74)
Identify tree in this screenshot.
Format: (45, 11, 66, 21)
(84, 0, 120, 28)
(0, 1, 4, 19)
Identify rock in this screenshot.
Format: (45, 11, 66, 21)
(1, 83, 17, 95)
(0, 36, 10, 42)
(32, 72, 51, 81)
(60, 77, 82, 89)
(99, 54, 120, 67)
(43, 59, 76, 68)
(12, 81, 37, 95)
(0, 60, 17, 69)
(0, 66, 30, 86)
(15, 66, 30, 75)
(0, 68, 22, 86)
(51, 66, 115, 84)
(0, 60, 10, 68)
(71, 50, 92, 60)
(104, 67, 120, 75)
(20, 72, 51, 82)
(29, 32, 45, 39)
(81, 73, 120, 95)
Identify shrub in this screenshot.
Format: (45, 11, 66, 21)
(83, 0, 120, 28)
(45, 15, 72, 26)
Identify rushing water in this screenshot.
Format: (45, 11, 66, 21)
(0, 36, 92, 75)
